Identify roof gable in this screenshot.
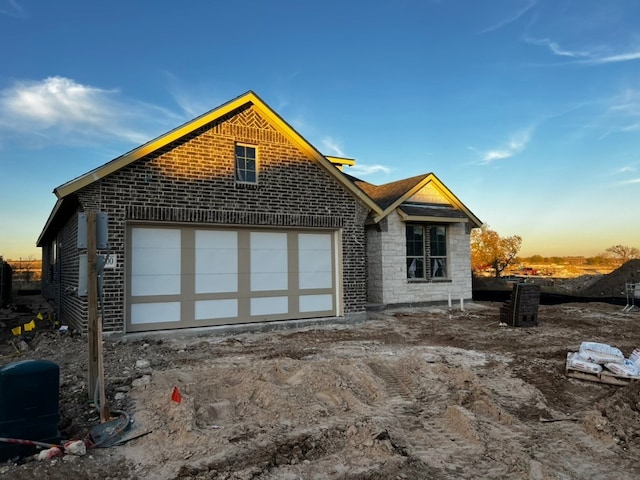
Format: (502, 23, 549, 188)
(352, 174, 429, 210)
(408, 182, 449, 205)
(52, 91, 380, 215)
(343, 172, 481, 228)
(38, 91, 383, 246)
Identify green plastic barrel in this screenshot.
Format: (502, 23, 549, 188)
(0, 359, 60, 460)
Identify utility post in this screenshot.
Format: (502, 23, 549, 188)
(86, 211, 110, 422)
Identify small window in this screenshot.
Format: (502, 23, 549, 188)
(429, 226, 447, 278)
(235, 144, 257, 183)
(406, 225, 425, 279)
(406, 224, 448, 280)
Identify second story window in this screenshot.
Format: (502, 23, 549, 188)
(235, 144, 257, 184)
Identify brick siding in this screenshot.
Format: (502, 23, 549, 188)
(48, 104, 369, 332)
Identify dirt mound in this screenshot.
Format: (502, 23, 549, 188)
(580, 260, 640, 298)
(3, 297, 640, 479)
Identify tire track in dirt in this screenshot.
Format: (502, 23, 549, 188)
(365, 360, 486, 478)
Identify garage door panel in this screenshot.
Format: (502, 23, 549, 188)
(251, 296, 289, 316)
(195, 230, 238, 294)
(299, 270, 331, 290)
(131, 302, 181, 324)
(299, 294, 333, 312)
(298, 233, 332, 289)
(195, 299, 238, 320)
(131, 228, 181, 296)
(250, 232, 288, 291)
(132, 275, 181, 297)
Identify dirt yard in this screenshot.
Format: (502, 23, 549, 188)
(2, 295, 640, 479)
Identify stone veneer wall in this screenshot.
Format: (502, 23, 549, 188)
(371, 211, 472, 306)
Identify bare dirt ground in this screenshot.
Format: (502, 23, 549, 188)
(2, 292, 640, 480)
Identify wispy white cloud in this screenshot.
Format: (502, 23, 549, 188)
(168, 89, 210, 118)
(321, 136, 345, 157)
(597, 88, 640, 138)
(602, 163, 639, 187)
(473, 128, 533, 164)
(286, 113, 393, 178)
(523, 36, 594, 58)
(525, 36, 640, 65)
(621, 123, 640, 133)
(162, 71, 225, 118)
(0, 76, 183, 147)
(0, 0, 27, 18)
(588, 51, 640, 64)
(616, 165, 637, 174)
(617, 177, 640, 185)
(480, 0, 536, 34)
(348, 164, 392, 177)
(608, 89, 640, 114)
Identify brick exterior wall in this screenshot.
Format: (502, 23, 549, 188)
(46, 104, 369, 332)
(368, 212, 472, 306)
(41, 212, 89, 332)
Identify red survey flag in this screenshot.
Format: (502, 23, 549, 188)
(171, 386, 182, 403)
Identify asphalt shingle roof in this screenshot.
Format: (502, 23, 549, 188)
(341, 172, 430, 210)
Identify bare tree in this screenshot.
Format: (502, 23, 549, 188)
(471, 225, 522, 278)
(605, 245, 640, 264)
(23, 256, 35, 282)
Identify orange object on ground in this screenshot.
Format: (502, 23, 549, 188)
(171, 386, 182, 403)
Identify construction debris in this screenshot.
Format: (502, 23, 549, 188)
(566, 342, 640, 385)
(500, 283, 540, 327)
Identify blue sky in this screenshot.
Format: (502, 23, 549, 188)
(1, 0, 639, 260)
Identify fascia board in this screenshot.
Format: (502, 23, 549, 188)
(37, 198, 63, 246)
(397, 209, 469, 224)
(325, 156, 356, 167)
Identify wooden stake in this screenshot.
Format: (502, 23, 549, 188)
(97, 310, 110, 422)
(87, 211, 110, 421)
(87, 211, 98, 400)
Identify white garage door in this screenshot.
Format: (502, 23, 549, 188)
(126, 225, 340, 332)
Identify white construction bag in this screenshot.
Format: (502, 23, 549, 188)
(578, 342, 624, 365)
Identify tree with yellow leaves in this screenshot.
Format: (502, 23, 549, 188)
(471, 225, 522, 278)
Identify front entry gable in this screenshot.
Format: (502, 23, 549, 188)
(344, 172, 481, 228)
(407, 181, 449, 205)
(398, 177, 479, 224)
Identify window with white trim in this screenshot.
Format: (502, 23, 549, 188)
(406, 224, 448, 280)
(235, 144, 257, 183)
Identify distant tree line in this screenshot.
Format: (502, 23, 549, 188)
(3, 256, 41, 283)
(471, 225, 639, 277)
(605, 245, 640, 264)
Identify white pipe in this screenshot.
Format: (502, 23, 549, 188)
(448, 292, 452, 308)
(460, 298, 464, 311)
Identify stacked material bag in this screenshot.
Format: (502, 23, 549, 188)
(568, 342, 640, 378)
